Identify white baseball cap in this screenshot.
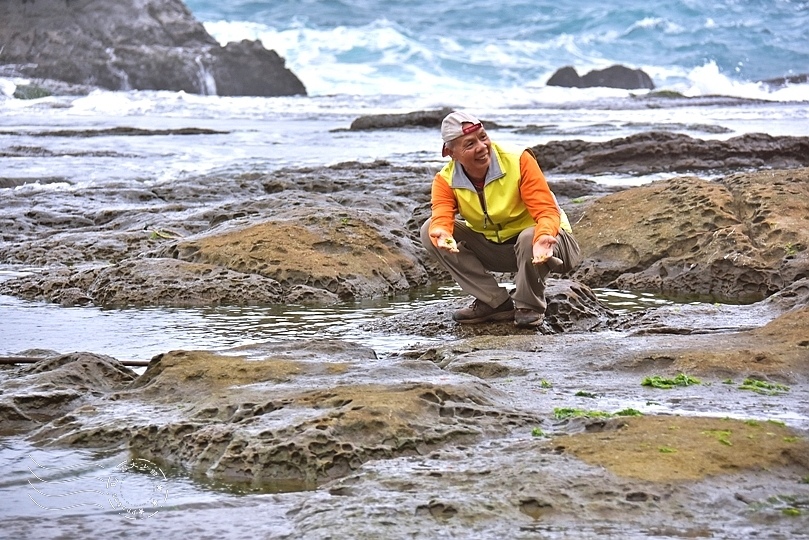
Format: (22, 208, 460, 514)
(441, 111, 483, 156)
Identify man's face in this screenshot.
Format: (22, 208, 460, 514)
(448, 124, 491, 174)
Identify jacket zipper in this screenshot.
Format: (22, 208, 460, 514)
(478, 189, 502, 242)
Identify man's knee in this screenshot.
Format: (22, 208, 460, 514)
(419, 218, 434, 250)
(557, 230, 582, 272)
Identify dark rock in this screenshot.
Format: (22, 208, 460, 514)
(347, 108, 505, 132)
(0, 0, 306, 97)
(349, 108, 455, 131)
(547, 64, 655, 90)
(12, 84, 52, 100)
(0, 352, 136, 434)
(581, 65, 655, 90)
(4, 153, 808, 307)
(760, 73, 809, 88)
(531, 131, 809, 175)
(363, 279, 619, 337)
(210, 39, 306, 97)
(545, 66, 582, 88)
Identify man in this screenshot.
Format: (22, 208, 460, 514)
(420, 111, 581, 328)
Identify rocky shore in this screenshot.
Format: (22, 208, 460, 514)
(1, 123, 808, 537)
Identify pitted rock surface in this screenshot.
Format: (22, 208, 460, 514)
(572, 168, 809, 301)
(152, 210, 429, 301)
(364, 279, 619, 338)
(1, 295, 807, 536)
(23, 341, 541, 485)
(0, 352, 136, 434)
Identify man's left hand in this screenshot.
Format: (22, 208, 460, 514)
(532, 235, 558, 264)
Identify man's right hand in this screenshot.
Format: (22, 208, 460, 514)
(430, 229, 459, 253)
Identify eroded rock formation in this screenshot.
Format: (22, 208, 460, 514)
(572, 168, 809, 301)
(0, 0, 306, 96)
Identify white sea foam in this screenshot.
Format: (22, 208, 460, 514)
(200, 18, 809, 104)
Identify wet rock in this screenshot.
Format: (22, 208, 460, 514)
(572, 168, 809, 301)
(348, 107, 454, 131)
(643, 304, 809, 383)
(277, 417, 808, 539)
(87, 258, 285, 306)
(531, 131, 809, 175)
(760, 73, 809, 88)
(547, 64, 655, 90)
(558, 415, 809, 481)
(0, 352, 136, 434)
(283, 285, 341, 305)
(347, 108, 507, 133)
(151, 209, 430, 302)
(0, 0, 305, 96)
(25, 341, 541, 485)
(1, 157, 806, 308)
(364, 279, 619, 338)
(11, 84, 52, 100)
(0, 162, 436, 305)
(1, 290, 807, 536)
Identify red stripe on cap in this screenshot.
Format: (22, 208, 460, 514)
(462, 123, 482, 135)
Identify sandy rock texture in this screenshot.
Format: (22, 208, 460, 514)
(572, 168, 809, 302)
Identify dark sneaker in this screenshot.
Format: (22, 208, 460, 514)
(453, 298, 515, 324)
(514, 308, 544, 328)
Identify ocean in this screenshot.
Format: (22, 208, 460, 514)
(189, 0, 809, 101)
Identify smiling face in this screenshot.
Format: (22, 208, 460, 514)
(446, 123, 492, 180)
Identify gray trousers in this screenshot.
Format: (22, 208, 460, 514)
(420, 218, 582, 313)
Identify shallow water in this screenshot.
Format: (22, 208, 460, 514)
(0, 273, 671, 364)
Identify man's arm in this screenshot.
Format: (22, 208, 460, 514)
(519, 150, 561, 245)
(428, 174, 459, 250)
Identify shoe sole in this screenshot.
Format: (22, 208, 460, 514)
(514, 317, 544, 328)
(515, 320, 543, 328)
(453, 310, 516, 324)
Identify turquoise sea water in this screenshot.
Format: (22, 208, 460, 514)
(186, 0, 809, 99)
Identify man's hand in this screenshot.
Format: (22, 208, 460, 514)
(430, 228, 459, 253)
(531, 235, 558, 264)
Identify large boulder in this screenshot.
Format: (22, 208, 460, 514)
(547, 64, 655, 90)
(0, 0, 306, 96)
(572, 168, 809, 302)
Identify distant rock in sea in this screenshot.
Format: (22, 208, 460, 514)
(547, 65, 655, 90)
(0, 0, 306, 97)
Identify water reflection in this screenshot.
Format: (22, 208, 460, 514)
(0, 285, 676, 362)
(592, 287, 674, 312)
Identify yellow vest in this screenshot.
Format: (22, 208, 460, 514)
(438, 142, 572, 243)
